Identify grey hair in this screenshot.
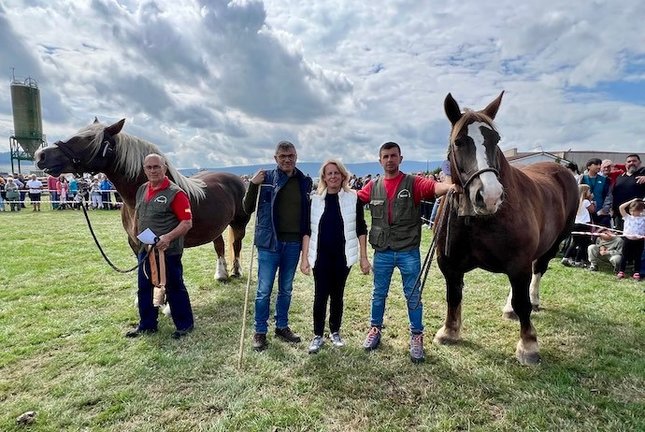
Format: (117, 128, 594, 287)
(275, 140, 296, 155)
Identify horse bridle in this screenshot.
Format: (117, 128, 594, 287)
(53, 132, 116, 176)
(448, 142, 500, 190)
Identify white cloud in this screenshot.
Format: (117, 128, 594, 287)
(1, 0, 644, 170)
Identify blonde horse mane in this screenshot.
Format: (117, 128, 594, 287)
(77, 123, 206, 201)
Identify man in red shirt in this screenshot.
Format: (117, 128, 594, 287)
(126, 153, 195, 339)
(358, 142, 454, 363)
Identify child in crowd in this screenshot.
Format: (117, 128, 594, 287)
(617, 198, 645, 280)
(562, 184, 595, 267)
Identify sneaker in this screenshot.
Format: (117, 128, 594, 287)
(561, 258, 573, 267)
(330, 332, 345, 348)
(410, 333, 425, 363)
(308, 335, 324, 354)
(124, 327, 157, 338)
(275, 327, 301, 343)
(253, 333, 268, 351)
(574, 261, 584, 268)
(633, 273, 641, 281)
(363, 326, 381, 351)
(617, 271, 625, 279)
(588, 264, 598, 272)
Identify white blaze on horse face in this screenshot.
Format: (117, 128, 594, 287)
(468, 122, 503, 213)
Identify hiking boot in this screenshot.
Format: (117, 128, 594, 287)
(125, 327, 157, 338)
(363, 326, 381, 351)
(561, 258, 573, 267)
(308, 335, 324, 354)
(275, 327, 301, 343)
(253, 333, 268, 351)
(588, 264, 598, 272)
(330, 332, 345, 348)
(617, 271, 625, 279)
(410, 333, 425, 363)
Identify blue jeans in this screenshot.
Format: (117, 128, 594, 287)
(370, 248, 424, 333)
(254, 241, 301, 334)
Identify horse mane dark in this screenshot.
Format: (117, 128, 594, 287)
(449, 109, 497, 144)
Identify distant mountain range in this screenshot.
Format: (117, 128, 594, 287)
(0, 151, 442, 178)
(177, 161, 443, 178)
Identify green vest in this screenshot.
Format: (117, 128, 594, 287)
(136, 182, 185, 255)
(368, 174, 421, 251)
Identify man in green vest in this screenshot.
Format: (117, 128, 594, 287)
(126, 153, 195, 339)
(357, 142, 455, 363)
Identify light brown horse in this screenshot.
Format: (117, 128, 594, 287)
(434, 92, 578, 365)
(35, 119, 250, 280)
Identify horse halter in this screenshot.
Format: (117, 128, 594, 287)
(53, 132, 116, 176)
(448, 139, 500, 191)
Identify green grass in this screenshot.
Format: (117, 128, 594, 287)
(0, 205, 643, 431)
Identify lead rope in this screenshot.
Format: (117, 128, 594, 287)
(410, 189, 454, 310)
(81, 196, 147, 273)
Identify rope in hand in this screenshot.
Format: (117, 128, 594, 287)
(80, 197, 147, 273)
(409, 188, 455, 310)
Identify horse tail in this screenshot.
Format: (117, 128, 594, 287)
(226, 225, 235, 264)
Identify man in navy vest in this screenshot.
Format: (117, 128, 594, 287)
(243, 141, 312, 351)
(357, 142, 454, 363)
(126, 153, 195, 339)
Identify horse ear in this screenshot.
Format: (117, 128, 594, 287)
(444, 93, 462, 125)
(481, 91, 505, 120)
(93, 117, 100, 124)
(105, 119, 126, 136)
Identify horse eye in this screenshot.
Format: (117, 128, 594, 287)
(454, 137, 467, 147)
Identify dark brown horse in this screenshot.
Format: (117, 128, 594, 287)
(433, 92, 578, 365)
(35, 119, 250, 280)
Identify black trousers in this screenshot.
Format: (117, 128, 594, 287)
(619, 238, 644, 274)
(564, 223, 591, 262)
(312, 258, 351, 336)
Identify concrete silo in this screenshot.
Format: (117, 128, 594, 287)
(10, 76, 46, 174)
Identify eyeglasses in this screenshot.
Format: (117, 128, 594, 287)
(144, 164, 163, 171)
(276, 154, 296, 161)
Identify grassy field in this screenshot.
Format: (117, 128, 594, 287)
(0, 205, 643, 431)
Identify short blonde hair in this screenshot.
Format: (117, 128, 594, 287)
(317, 159, 352, 195)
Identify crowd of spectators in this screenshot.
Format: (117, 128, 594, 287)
(562, 154, 645, 280)
(0, 172, 122, 211)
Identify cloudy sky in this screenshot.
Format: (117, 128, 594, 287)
(1, 0, 644, 169)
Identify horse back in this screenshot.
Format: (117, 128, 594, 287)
(511, 162, 578, 247)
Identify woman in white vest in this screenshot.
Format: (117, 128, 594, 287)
(300, 159, 372, 354)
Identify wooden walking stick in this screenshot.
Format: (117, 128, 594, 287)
(238, 183, 264, 369)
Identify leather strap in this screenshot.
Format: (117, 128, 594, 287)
(148, 246, 166, 288)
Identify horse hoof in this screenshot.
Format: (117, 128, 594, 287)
(516, 349, 541, 366)
(231, 272, 242, 278)
(532, 304, 540, 312)
(433, 327, 460, 345)
(214, 273, 228, 281)
(502, 310, 519, 320)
